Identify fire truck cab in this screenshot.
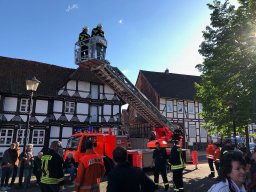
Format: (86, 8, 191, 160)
(64, 130, 130, 173)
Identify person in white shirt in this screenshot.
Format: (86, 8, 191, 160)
(208, 151, 246, 192)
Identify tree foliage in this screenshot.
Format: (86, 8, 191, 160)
(196, 0, 256, 135)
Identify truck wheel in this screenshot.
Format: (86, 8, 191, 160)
(103, 156, 114, 176)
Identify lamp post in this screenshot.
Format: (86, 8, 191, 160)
(23, 77, 40, 152)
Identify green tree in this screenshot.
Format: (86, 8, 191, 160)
(196, 0, 256, 143)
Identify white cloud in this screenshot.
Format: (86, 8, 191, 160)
(66, 4, 78, 12)
(118, 19, 123, 24)
(121, 69, 129, 74)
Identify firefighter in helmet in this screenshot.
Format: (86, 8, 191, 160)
(79, 26, 90, 60)
(169, 140, 185, 192)
(91, 24, 106, 60)
(74, 139, 105, 192)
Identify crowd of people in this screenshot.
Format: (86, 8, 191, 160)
(0, 139, 183, 192)
(1, 138, 256, 192)
(206, 139, 256, 192)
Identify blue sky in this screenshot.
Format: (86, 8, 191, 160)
(0, 0, 239, 84)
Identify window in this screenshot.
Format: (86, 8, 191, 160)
(166, 100, 173, 112)
(90, 105, 98, 122)
(20, 98, 29, 112)
(188, 102, 195, 113)
(65, 101, 75, 113)
(0, 129, 13, 145)
(91, 84, 99, 99)
(177, 102, 183, 113)
(66, 136, 81, 150)
(32, 130, 45, 145)
(189, 125, 196, 137)
(16, 129, 30, 145)
(199, 103, 203, 113)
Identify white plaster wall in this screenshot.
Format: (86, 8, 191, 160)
(66, 115, 73, 121)
(177, 114, 184, 118)
(35, 100, 48, 113)
(99, 106, 102, 115)
(4, 97, 17, 111)
(103, 105, 111, 115)
(167, 113, 173, 118)
(200, 127, 207, 137)
(20, 115, 27, 122)
(53, 101, 62, 112)
(4, 114, 14, 121)
(100, 85, 103, 93)
(105, 116, 110, 122)
(68, 90, 75, 97)
(160, 98, 165, 104)
(77, 115, 86, 122)
(62, 127, 72, 137)
(0, 147, 9, 157)
(104, 85, 114, 94)
(77, 103, 88, 114)
(58, 89, 63, 95)
(67, 80, 76, 90)
(190, 138, 196, 143)
(78, 81, 90, 91)
(50, 126, 60, 137)
(105, 94, 113, 100)
(35, 116, 46, 123)
(80, 92, 89, 98)
(54, 114, 61, 120)
(33, 147, 42, 156)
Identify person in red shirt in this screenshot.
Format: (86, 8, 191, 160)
(206, 141, 216, 177)
(74, 140, 105, 192)
(213, 143, 221, 177)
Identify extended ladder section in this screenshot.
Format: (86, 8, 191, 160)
(79, 59, 175, 132)
(75, 36, 175, 132)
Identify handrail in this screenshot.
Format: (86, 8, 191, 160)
(75, 36, 107, 64)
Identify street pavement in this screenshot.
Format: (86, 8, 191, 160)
(6, 162, 217, 192)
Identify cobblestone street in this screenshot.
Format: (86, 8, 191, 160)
(5, 162, 217, 192)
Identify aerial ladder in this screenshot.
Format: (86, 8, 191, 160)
(75, 36, 180, 148)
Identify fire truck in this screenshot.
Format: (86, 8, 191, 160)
(64, 35, 184, 170)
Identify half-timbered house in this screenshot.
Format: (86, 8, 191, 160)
(0, 56, 123, 155)
(128, 69, 256, 148)
(128, 69, 206, 149)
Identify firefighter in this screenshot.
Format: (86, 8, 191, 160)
(213, 142, 221, 176)
(169, 140, 185, 192)
(152, 142, 169, 191)
(74, 139, 105, 192)
(92, 24, 104, 37)
(206, 140, 215, 177)
(91, 24, 106, 60)
(40, 141, 64, 192)
(79, 26, 90, 60)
